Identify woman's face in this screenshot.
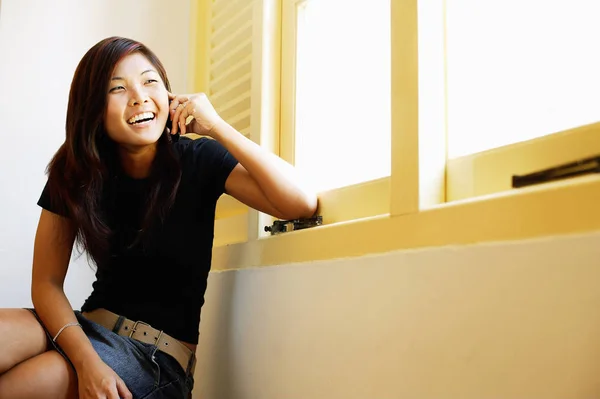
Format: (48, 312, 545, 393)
(104, 53, 169, 148)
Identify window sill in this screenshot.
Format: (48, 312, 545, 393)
(211, 174, 600, 271)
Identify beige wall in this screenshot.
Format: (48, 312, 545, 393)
(196, 230, 600, 398)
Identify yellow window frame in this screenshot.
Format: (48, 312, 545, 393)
(189, 0, 600, 271)
(279, 0, 401, 226)
(441, 1, 600, 202)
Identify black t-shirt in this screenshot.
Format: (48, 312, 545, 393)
(37, 137, 238, 344)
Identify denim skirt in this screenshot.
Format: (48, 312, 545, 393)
(28, 309, 194, 399)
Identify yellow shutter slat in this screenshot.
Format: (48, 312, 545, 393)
(211, 1, 254, 47)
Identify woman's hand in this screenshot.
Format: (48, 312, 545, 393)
(168, 92, 224, 136)
(76, 356, 132, 399)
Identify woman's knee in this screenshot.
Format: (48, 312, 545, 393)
(0, 308, 48, 374)
(0, 350, 78, 399)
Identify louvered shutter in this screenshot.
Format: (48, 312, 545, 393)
(209, 0, 260, 244)
(209, 0, 254, 138)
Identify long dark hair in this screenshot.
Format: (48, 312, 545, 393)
(46, 36, 181, 267)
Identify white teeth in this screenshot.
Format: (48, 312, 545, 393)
(128, 112, 155, 124)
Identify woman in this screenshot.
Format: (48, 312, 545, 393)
(0, 36, 317, 398)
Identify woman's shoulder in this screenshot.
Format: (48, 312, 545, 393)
(172, 135, 218, 176)
(172, 135, 238, 189)
(172, 134, 211, 155)
(172, 135, 230, 165)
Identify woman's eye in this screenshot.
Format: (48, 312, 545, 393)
(145, 79, 158, 84)
(109, 86, 124, 93)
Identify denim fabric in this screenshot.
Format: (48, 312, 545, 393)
(27, 309, 194, 398)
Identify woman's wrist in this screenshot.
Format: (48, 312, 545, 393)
(208, 118, 233, 141)
(71, 346, 102, 371)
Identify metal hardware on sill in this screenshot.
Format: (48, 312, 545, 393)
(264, 216, 323, 235)
(512, 155, 600, 189)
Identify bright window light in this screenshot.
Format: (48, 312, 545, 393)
(446, 0, 600, 158)
(294, 0, 391, 192)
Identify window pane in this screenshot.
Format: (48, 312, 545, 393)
(294, 0, 391, 192)
(446, 0, 600, 158)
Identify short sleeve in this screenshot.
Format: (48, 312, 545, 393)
(185, 137, 239, 199)
(38, 179, 69, 217)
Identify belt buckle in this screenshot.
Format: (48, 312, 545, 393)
(129, 320, 164, 347)
(129, 320, 150, 338)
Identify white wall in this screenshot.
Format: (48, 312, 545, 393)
(0, 0, 190, 308)
(197, 231, 600, 399)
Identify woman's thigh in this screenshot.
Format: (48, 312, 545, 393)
(0, 350, 77, 399)
(0, 308, 48, 374)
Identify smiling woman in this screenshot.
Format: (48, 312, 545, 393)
(0, 36, 316, 399)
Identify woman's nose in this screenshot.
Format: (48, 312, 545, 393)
(129, 86, 149, 106)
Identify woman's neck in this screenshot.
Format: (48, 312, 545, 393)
(118, 144, 157, 179)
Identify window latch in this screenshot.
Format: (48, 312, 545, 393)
(512, 155, 600, 189)
(264, 216, 323, 235)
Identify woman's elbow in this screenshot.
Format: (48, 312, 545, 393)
(302, 193, 318, 217)
(281, 193, 318, 220)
